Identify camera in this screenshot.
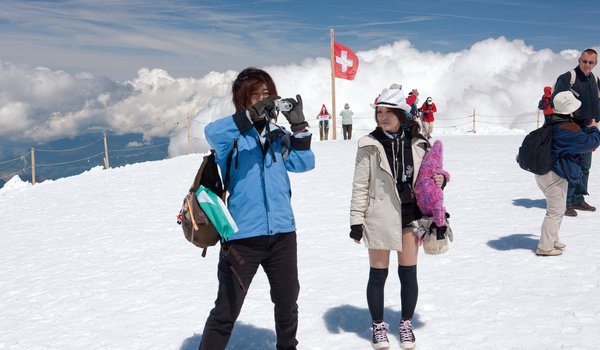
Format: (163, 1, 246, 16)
(263, 98, 294, 120)
(274, 99, 293, 112)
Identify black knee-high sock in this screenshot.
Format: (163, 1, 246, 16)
(398, 265, 418, 320)
(367, 267, 388, 322)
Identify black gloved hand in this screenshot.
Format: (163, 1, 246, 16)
(248, 95, 280, 122)
(349, 224, 363, 241)
(281, 94, 309, 132)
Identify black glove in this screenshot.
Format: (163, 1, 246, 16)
(248, 95, 280, 122)
(281, 94, 309, 132)
(349, 224, 363, 241)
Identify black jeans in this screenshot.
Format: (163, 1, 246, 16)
(342, 124, 352, 140)
(199, 233, 299, 350)
(319, 123, 329, 140)
(567, 151, 592, 205)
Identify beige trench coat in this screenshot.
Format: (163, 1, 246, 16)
(350, 134, 428, 251)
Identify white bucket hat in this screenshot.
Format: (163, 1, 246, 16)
(553, 91, 581, 115)
(370, 84, 412, 112)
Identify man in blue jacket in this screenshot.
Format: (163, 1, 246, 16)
(199, 68, 314, 350)
(553, 48, 600, 216)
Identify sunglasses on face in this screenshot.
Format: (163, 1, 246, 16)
(581, 60, 596, 64)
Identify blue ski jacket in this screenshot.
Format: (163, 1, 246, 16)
(550, 116, 600, 190)
(205, 111, 315, 241)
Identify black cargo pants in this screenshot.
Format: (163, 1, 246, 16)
(199, 232, 299, 350)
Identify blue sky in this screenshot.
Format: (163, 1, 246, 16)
(1, 0, 598, 80)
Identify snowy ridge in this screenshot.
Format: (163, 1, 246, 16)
(1, 135, 599, 349)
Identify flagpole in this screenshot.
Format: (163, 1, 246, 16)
(330, 28, 337, 140)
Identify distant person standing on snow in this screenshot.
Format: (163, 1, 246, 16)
(316, 104, 331, 141)
(340, 102, 354, 140)
(349, 84, 447, 349)
(533, 91, 600, 256)
(538, 86, 554, 124)
(420, 97, 437, 139)
(200, 67, 315, 350)
(406, 88, 419, 118)
(552, 48, 600, 217)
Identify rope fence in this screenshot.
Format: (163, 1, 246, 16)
(0, 132, 171, 186)
(0, 109, 542, 186)
(34, 137, 104, 152)
(33, 152, 106, 168)
(325, 109, 542, 133)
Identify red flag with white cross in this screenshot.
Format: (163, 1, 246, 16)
(333, 42, 359, 80)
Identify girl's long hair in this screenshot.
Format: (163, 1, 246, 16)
(375, 107, 427, 141)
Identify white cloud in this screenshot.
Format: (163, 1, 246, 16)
(1, 37, 596, 156)
(0, 101, 30, 134)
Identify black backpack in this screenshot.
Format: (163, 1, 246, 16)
(516, 124, 554, 175)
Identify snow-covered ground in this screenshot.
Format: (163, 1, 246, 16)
(1, 134, 599, 350)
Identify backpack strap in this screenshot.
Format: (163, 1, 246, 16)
(569, 69, 580, 98)
(189, 150, 214, 193)
(569, 69, 600, 99)
(189, 141, 237, 198)
(593, 72, 600, 99)
(222, 138, 237, 197)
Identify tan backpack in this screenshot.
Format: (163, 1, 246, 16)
(177, 146, 235, 257)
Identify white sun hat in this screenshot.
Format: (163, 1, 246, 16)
(552, 91, 581, 115)
(370, 84, 412, 112)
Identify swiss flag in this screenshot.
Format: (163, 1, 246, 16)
(334, 42, 359, 80)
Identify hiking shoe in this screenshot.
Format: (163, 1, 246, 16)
(554, 241, 566, 249)
(571, 201, 596, 212)
(372, 321, 390, 349)
(564, 207, 577, 217)
(536, 248, 562, 256)
(399, 319, 416, 349)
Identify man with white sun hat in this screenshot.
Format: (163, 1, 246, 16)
(534, 90, 600, 256)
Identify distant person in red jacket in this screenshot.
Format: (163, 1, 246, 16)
(538, 86, 554, 124)
(316, 104, 331, 141)
(421, 97, 437, 139)
(406, 88, 419, 118)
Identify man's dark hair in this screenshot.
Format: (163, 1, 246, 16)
(232, 68, 278, 113)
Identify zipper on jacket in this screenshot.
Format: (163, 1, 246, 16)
(258, 127, 277, 235)
(232, 138, 239, 170)
(248, 126, 274, 235)
(400, 134, 407, 183)
(391, 136, 398, 181)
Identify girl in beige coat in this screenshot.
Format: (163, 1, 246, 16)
(349, 85, 446, 350)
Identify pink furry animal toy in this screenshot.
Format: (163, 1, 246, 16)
(414, 140, 450, 226)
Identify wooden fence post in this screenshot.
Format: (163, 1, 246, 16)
(187, 115, 191, 155)
(31, 148, 36, 185)
(103, 132, 110, 169)
(472, 109, 477, 133)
